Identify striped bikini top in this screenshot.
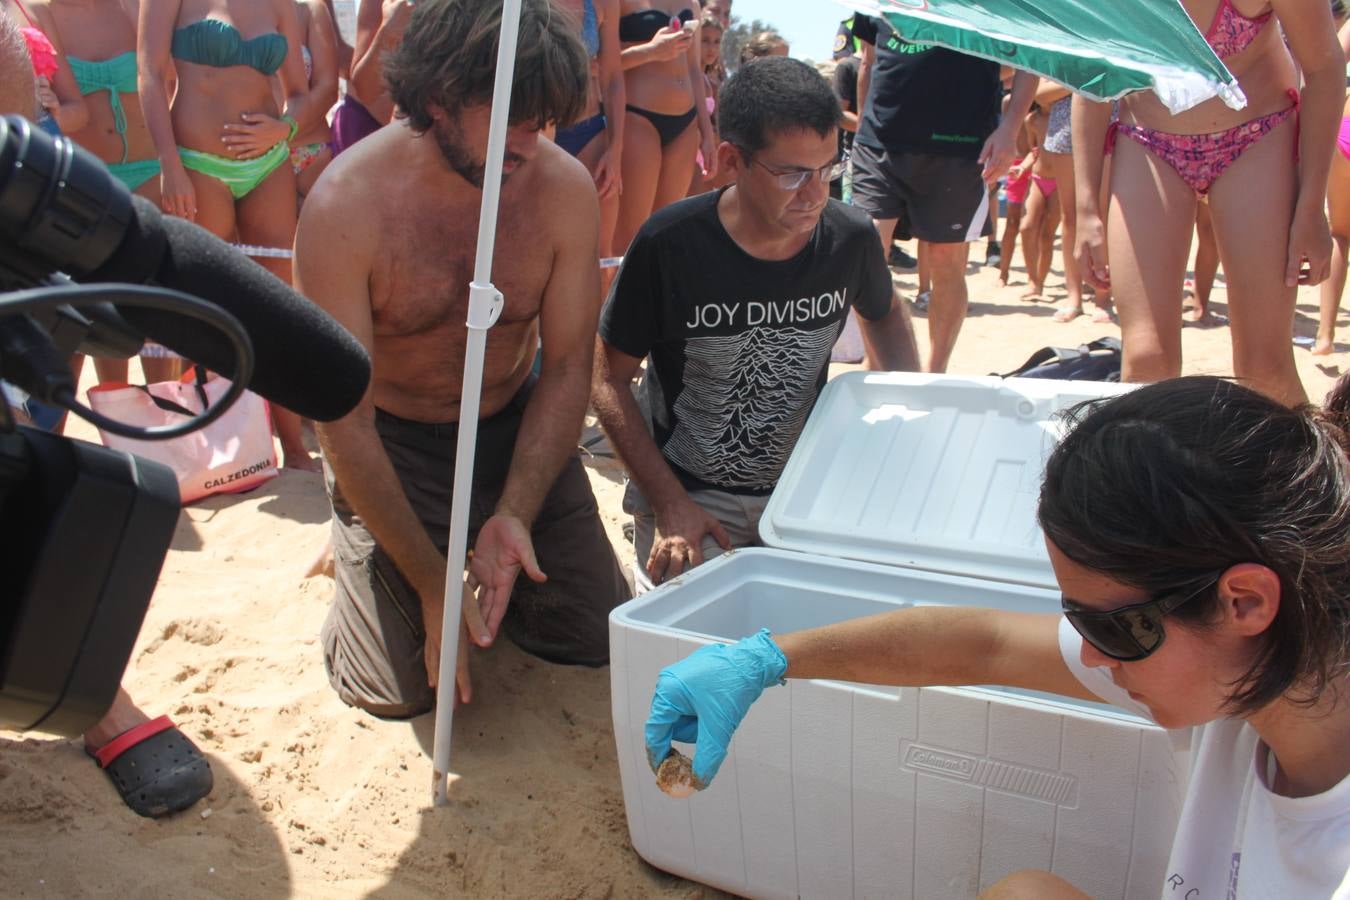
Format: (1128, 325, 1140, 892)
(171, 18, 288, 75)
(69, 52, 138, 162)
(1205, 0, 1271, 60)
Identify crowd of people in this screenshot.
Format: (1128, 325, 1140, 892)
(3, 0, 1349, 895)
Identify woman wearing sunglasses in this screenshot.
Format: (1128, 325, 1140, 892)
(645, 374, 1350, 898)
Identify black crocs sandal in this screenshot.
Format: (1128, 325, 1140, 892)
(87, 715, 213, 818)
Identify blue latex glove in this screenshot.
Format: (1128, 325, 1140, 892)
(645, 628, 788, 789)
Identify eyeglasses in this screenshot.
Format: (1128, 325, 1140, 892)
(1061, 576, 1219, 662)
(741, 149, 849, 190)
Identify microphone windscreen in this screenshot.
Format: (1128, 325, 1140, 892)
(109, 199, 370, 422)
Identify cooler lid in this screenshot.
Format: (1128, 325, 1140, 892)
(760, 373, 1131, 590)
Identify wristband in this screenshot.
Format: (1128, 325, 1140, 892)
(281, 114, 298, 141)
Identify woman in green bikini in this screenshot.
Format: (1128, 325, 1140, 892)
(39, 0, 181, 384)
(139, 0, 323, 470)
(46, 0, 160, 197)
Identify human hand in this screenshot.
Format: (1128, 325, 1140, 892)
(698, 129, 718, 179)
(645, 629, 787, 788)
(647, 495, 731, 584)
(978, 121, 1018, 185)
(648, 21, 693, 61)
(422, 581, 484, 704)
(221, 112, 291, 160)
(160, 162, 198, 221)
(593, 146, 622, 198)
(1286, 205, 1333, 287)
(35, 77, 59, 114)
(468, 515, 545, 646)
(1075, 207, 1111, 289)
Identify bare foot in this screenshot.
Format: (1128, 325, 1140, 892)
(84, 688, 150, 751)
(1019, 284, 1044, 302)
(1090, 307, 1115, 324)
(1313, 337, 1336, 356)
(281, 448, 322, 473)
(1183, 307, 1227, 327)
(305, 538, 335, 578)
(1053, 306, 1083, 323)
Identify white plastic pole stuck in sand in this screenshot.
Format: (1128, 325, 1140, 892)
(431, 0, 522, 806)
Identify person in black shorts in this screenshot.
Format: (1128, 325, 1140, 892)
(592, 57, 920, 588)
(851, 13, 1037, 372)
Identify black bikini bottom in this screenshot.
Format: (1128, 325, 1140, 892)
(627, 105, 697, 147)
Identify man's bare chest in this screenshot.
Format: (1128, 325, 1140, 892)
(368, 209, 549, 338)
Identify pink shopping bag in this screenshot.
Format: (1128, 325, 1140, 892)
(88, 367, 278, 504)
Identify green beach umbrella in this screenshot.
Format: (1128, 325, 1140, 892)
(858, 0, 1245, 113)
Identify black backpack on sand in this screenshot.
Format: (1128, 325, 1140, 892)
(998, 336, 1122, 382)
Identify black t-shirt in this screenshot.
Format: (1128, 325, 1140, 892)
(852, 13, 1000, 159)
(599, 191, 892, 495)
(832, 55, 860, 159)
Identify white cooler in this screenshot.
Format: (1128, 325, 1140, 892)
(609, 373, 1187, 899)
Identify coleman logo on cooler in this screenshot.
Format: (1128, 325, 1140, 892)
(900, 740, 1079, 806)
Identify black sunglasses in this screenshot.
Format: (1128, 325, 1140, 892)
(1061, 577, 1219, 662)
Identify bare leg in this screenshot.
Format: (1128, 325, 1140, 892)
(650, 121, 701, 219)
(576, 130, 621, 261)
(1018, 185, 1046, 299)
(917, 240, 931, 295)
(985, 181, 999, 262)
(613, 112, 663, 260)
(1039, 198, 1062, 309)
(1316, 149, 1350, 355)
(998, 202, 1023, 285)
(924, 240, 970, 373)
(1044, 150, 1084, 318)
(1206, 115, 1306, 406)
(92, 356, 130, 385)
(1104, 134, 1196, 384)
(868, 215, 921, 366)
(140, 355, 181, 384)
(235, 162, 319, 471)
(577, 129, 623, 311)
(1184, 200, 1221, 324)
(1091, 156, 1116, 322)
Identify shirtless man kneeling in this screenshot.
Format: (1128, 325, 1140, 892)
(295, 0, 630, 716)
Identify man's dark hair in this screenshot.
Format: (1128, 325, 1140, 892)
(384, 0, 589, 134)
(1038, 376, 1350, 716)
(718, 56, 841, 155)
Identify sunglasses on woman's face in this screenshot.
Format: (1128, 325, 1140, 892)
(1061, 578, 1218, 662)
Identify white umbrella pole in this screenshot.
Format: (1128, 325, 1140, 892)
(431, 0, 523, 807)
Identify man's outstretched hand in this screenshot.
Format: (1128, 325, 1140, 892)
(468, 514, 546, 647)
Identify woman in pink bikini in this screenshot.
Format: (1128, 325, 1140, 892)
(1072, 0, 1341, 407)
(1315, 12, 1350, 356)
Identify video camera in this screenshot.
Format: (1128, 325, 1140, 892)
(0, 116, 370, 736)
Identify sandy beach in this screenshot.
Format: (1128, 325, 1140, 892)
(1, 247, 1343, 898)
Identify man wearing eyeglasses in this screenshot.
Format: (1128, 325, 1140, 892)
(592, 57, 919, 588)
